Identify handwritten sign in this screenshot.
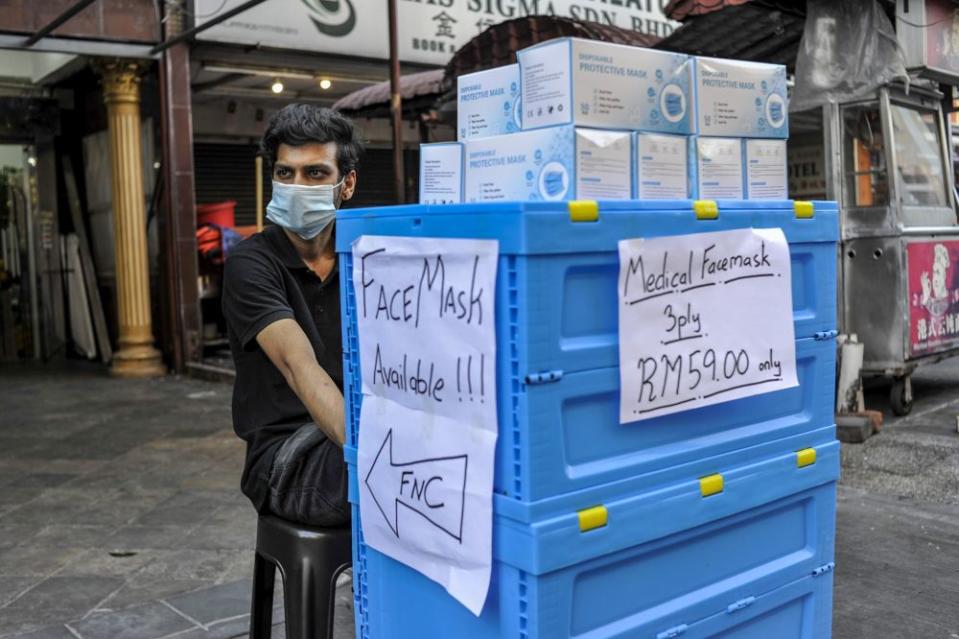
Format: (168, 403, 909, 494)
(618, 228, 798, 423)
(352, 235, 498, 616)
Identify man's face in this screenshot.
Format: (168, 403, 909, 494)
(273, 141, 356, 204)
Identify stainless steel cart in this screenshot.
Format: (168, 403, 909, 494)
(790, 82, 959, 415)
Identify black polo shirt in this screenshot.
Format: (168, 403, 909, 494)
(221, 224, 343, 512)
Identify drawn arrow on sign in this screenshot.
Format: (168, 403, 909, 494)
(364, 429, 468, 543)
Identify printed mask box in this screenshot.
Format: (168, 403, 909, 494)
(634, 132, 689, 199)
(464, 125, 633, 202)
(693, 57, 788, 138)
(689, 136, 745, 200)
(517, 37, 693, 134)
(419, 143, 463, 205)
(744, 138, 788, 199)
(457, 64, 522, 140)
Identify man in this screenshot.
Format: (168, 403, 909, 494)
(222, 104, 362, 526)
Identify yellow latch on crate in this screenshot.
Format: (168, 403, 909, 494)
(797, 448, 817, 468)
(569, 200, 599, 222)
(577, 505, 608, 532)
(699, 473, 724, 497)
(693, 200, 718, 219)
(794, 201, 814, 218)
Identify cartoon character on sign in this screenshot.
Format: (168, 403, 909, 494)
(920, 243, 952, 318)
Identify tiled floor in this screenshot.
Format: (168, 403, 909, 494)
(7, 358, 959, 638)
(0, 364, 353, 638)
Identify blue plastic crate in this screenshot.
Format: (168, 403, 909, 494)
(349, 440, 838, 639)
(337, 200, 836, 377)
(337, 200, 838, 501)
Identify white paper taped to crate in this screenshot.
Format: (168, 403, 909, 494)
(352, 235, 499, 616)
(618, 228, 798, 423)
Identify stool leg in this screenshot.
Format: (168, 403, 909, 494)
(327, 563, 350, 638)
(283, 562, 318, 639)
(250, 552, 275, 639)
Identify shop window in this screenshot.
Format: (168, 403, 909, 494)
(890, 104, 948, 208)
(842, 103, 889, 208)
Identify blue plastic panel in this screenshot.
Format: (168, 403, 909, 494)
(350, 445, 837, 639)
(498, 336, 835, 502)
(349, 436, 839, 574)
(690, 574, 833, 639)
(343, 333, 835, 503)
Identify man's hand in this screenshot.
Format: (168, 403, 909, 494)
(256, 318, 345, 446)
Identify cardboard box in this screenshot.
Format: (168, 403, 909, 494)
(689, 136, 745, 199)
(517, 37, 693, 134)
(457, 64, 522, 140)
(419, 142, 463, 204)
(694, 57, 788, 138)
(464, 126, 633, 202)
(744, 139, 788, 199)
(634, 132, 689, 199)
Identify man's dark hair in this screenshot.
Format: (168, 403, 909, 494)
(260, 104, 363, 177)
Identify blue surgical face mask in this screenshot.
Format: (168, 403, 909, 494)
(266, 179, 344, 240)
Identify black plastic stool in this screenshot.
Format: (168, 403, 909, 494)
(250, 514, 352, 639)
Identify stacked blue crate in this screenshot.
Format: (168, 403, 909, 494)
(337, 199, 839, 639)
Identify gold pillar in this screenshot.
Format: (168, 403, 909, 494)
(99, 60, 165, 378)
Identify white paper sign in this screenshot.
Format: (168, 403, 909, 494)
(618, 228, 798, 423)
(352, 235, 498, 616)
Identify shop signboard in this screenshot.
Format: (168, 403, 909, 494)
(908, 239, 959, 357)
(787, 140, 827, 201)
(194, 0, 678, 66)
(897, 0, 959, 83)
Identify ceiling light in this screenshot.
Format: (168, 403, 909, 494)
(26, 156, 36, 167)
(270, 78, 284, 94)
(319, 78, 332, 90)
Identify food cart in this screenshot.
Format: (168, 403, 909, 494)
(811, 84, 956, 415)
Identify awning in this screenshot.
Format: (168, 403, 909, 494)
(331, 69, 444, 119)
(664, 0, 756, 22)
(657, 1, 807, 70)
(334, 15, 663, 120)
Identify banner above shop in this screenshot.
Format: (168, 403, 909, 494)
(194, 0, 678, 65)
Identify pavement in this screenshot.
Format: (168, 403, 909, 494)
(0, 364, 353, 639)
(834, 361, 959, 638)
(1, 358, 959, 638)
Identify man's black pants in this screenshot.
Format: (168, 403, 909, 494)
(267, 423, 350, 527)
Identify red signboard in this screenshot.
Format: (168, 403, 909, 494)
(908, 240, 959, 357)
(924, 0, 959, 75)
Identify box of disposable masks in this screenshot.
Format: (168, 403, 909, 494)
(517, 37, 693, 134)
(634, 132, 689, 199)
(689, 136, 745, 199)
(464, 125, 633, 202)
(744, 139, 788, 199)
(693, 57, 788, 138)
(457, 64, 522, 140)
(419, 142, 463, 204)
